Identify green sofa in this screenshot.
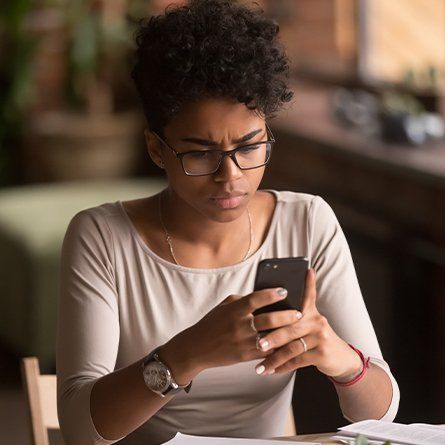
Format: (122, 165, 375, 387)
(0, 178, 165, 370)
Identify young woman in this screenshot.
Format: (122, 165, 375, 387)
(56, 1, 399, 444)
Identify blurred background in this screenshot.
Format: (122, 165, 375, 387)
(1, 0, 444, 443)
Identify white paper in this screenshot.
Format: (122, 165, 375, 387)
(332, 433, 405, 445)
(338, 420, 445, 445)
(410, 424, 445, 432)
(162, 432, 321, 445)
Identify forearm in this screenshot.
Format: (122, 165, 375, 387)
(334, 363, 393, 421)
(90, 343, 198, 441)
(88, 288, 282, 441)
(90, 358, 171, 441)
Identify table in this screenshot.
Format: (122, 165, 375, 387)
(279, 433, 340, 443)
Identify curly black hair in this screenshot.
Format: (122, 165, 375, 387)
(131, 0, 293, 132)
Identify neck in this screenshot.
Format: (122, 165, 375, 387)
(159, 189, 253, 263)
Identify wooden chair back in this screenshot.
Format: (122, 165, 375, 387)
(285, 406, 297, 436)
(21, 357, 60, 445)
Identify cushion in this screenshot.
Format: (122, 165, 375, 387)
(0, 178, 166, 369)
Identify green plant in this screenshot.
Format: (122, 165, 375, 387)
(381, 91, 424, 116)
(355, 434, 391, 445)
(65, 0, 149, 114)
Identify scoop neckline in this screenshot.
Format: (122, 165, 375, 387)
(117, 189, 281, 274)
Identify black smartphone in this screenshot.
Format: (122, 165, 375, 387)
(253, 257, 309, 316)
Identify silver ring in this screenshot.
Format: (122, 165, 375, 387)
(250, 316, 257, 333)
(299, 337, 308, 353)
(255, 333, 262, 350)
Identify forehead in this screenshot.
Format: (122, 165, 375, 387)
(164, 97, 264, 141)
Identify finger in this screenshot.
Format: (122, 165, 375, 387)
(255, 339, 314, 375)
(242, 346, 275, 363)
(236, 288, 288, 315)
(256, 321, 311, 352)
(301, 268, 317, 313)
(253, 309, 302, 332)
(274, 350, 317, 374)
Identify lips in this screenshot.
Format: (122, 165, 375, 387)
(210, 192, 246, 209)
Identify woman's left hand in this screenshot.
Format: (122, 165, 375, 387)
(253, 269, 362, 379)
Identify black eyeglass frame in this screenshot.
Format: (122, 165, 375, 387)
(152, 122, 275, 176)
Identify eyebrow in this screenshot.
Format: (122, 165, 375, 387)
(180, 129, 263, 146)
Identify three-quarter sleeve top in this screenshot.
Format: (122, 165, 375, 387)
(57, 190, 399, 445)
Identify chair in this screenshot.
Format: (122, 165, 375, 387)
(21, 357, 60, 445)
(285, 407, 296, 436)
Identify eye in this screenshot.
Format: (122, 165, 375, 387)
(239, 145, 260, 153)
(187, 151, 215, 159)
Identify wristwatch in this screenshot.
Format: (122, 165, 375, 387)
(142, 348, 192, 397)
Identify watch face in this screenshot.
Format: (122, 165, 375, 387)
(143, 361, 171, 393)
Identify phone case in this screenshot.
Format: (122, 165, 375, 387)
(253, 257, 309, 316)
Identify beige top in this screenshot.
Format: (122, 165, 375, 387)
(57, 190, 399, 445)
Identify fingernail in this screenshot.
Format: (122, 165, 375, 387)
(255, 365, 266, 375)
(259, 339, 270, 351)
(276, 288, 287, 298)
(295, 311, 302, 320)
(268, 369, 275, 375)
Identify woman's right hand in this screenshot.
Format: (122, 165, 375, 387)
(158, 288, 300, 385)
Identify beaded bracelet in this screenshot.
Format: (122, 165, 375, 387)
(328, 344, 370, 387)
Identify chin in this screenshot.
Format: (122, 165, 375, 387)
(204, 204, 247, 223)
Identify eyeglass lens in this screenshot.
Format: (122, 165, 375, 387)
(182, 142, 272, 175)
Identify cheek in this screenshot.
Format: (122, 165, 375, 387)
(165, 164, 265, 207)
(163, 159, 193, 191)
(246, 166, 266, 189)
(166, 170, 210, 201)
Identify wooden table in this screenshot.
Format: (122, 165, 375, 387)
(278, 432, 340, 443)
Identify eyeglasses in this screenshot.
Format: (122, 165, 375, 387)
(152, 123, 275, 176)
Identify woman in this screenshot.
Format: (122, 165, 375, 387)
(57, 1, 399, 444)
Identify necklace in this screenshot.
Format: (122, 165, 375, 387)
(158, 193, 253, 266)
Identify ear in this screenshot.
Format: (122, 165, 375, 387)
(144, 129, 164, 169)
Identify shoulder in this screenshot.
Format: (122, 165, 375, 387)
(267, 190, 340, 235)
(270, 190, 333, 217)
(270, 189, 319, 208)
(64, 202, 125, 248)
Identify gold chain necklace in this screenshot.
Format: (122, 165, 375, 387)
(158, 193, 253, 266)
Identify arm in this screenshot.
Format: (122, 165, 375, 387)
(89, 354, 191, 442)
(57, 210, 192, 445)
(57, 210, 291, 444)
(334, 358, 395, 421)
(309, 197, 399, 421)
(250, 197, 399, 422)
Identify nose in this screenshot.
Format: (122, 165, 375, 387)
(213, 153, 243, 182)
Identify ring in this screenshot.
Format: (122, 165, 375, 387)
(250, 316, 257, 333)
(255, 333, 262, 350)
(299, 337, 308, 353)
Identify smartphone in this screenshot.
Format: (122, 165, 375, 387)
(253, 257, 309, 316)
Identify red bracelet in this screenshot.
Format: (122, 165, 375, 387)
(327, 344, 370, 387)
